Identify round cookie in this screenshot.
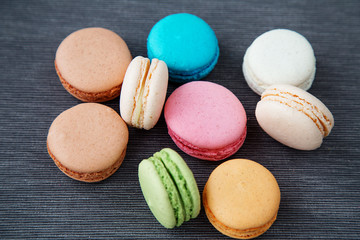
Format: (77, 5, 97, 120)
(203, 159, 281, 239)
(243, 29, 316, 95)
(147, 13, 219, 82)
(47, 103, 129, 182)
(164, 81, 247, 161)
(55, 27, 132, 102)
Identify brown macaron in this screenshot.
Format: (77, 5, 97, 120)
(203, 159, 281, 239)
(55, 27, 132, 102)
(47, 103, 129, 182)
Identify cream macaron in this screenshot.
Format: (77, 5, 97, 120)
(243, 29, 316, 95)
(203, 159, 281, 239)
(120, 56, 168, 130)
(47, 103, 129, 182)
(55, 27, 132, 102)
(255, 84, 334, 150)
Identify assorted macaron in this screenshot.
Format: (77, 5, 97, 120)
(120, 56, 168, 130)
(243, 29, 316, 95)
(256, 84, 334, 150)
(147, 13, 219, 82)
(47, 103, 129, 182)
(55, 27, 132, 102)
(48, 15, 335, 238)
(164, 81, 247, 161)
(203, 159, 281, 239)
(138, 148, 201, 228)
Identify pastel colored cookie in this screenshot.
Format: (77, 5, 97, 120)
(138, 148, 200, 228)
(120, 56, 168, 130)
(55, 27, 132, 102)
(47, 103, 129, 182)
(147, 13, 219, 82)
(256, 84, 334, 150)
(243, 29, 316, 95)
(203, 159, 281, 239)
(164, 81, 247, 161)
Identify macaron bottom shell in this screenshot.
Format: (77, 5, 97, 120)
(55, 61, 123, 102)
(48, 143, 126, 182)
(203, 187, 277, 239)
(168, 125, 247, 161)
(150, 45, 219, 82)
(242, 53, 315, 95)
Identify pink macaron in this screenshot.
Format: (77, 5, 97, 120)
(164, 81, 247, 161)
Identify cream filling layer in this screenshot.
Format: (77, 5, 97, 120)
(130, 59, 159, 128)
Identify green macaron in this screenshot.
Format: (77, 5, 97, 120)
(138, 148, 201, 228)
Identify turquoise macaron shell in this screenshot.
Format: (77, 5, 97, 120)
(147, 13, 219, 82)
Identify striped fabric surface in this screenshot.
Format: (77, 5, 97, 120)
(0, 0, 359, 239)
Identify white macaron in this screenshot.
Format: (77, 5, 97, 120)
(243, 29, 316, 95)
(120, 56, 168, 130)
(255, 84, 334, 150)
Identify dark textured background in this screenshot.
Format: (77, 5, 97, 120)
(0, 0, 359, 239)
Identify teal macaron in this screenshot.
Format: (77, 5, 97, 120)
(147, 13, 219, 82)
(138, 148, 201, 228)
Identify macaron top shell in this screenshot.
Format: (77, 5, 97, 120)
(55, 27, 132, 93)
(138, 159, 177, 228)
(204, 159, 280, 230)
(261, 84, 334, 136)
(147, 13, 218, 78)
(165, 81, 246, 150)
(47, 103, 129, 173)
(255, 84, 334, 150)
(244, 29, 315, 94)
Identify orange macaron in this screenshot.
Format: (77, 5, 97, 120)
(55, 27, 132, 102)
(203, 159, 281, 239)
(47, 103, 129, 182)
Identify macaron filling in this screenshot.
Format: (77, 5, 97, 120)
(155, 150, 194, 221)
(130, 58, 162, 128)
(131, 58, 150, 128)
(149, 156, 185, 227)
(168, 126, 247, 161)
